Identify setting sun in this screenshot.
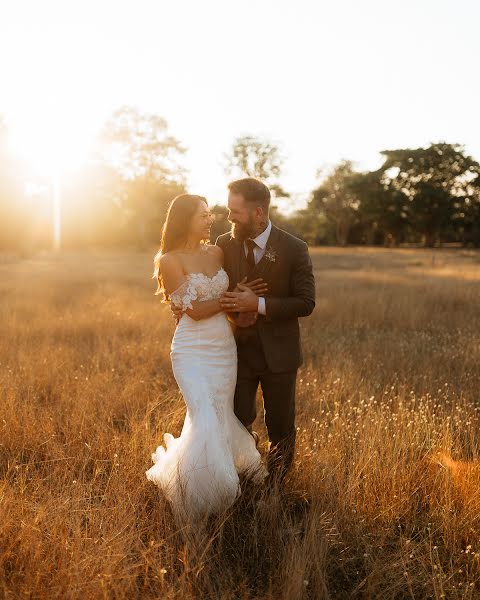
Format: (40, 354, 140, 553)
(8, 106, 93, 178)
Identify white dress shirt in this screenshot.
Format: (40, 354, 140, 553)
(243, 220, 272, 315)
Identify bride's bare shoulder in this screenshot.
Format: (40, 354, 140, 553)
(159, 251, 183, 273)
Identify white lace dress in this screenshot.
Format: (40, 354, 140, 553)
(145, 267, 268, 524)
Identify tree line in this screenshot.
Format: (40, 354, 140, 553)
(1, 106, 479, 252)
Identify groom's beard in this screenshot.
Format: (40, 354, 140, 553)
(231, 218, 256, 242)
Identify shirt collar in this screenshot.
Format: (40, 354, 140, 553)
(249, 220, 272, 250)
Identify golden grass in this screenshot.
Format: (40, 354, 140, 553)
(1, 246, 480, 599)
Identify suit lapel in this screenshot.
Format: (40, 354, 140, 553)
(227, 224, 281, 285)
(250, 224, 281, 280)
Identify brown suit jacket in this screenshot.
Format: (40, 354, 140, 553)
(216, 224, 316, 373)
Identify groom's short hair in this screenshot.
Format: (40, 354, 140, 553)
(228, 177, 270, 212)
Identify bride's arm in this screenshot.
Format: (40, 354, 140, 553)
(161, 251, 224, 322)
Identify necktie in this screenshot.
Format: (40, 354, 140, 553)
(245, 239, 257, 273)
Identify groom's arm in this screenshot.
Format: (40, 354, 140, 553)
(215, 234, 234, 289)
(264, 241, 316, 321)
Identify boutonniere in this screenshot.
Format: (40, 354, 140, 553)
(264, 247, 277, 262)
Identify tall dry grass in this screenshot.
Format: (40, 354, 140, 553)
(1, 247, 480, 599)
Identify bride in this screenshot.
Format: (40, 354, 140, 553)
(145, 194, 268, 524)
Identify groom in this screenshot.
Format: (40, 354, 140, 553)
(216, 177, 316, 485)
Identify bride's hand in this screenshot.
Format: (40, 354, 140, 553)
(234, 276, 268, 296)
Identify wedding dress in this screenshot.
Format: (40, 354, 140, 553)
(145, 266, 268, 523)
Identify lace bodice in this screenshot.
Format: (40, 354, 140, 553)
(170, 267, 229, 312)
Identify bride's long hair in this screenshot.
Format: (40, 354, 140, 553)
(152, 194, 208, 300)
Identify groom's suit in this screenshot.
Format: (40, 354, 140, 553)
(216, 223, 316, 481)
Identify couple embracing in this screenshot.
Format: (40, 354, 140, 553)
(145, 177, 316, 525)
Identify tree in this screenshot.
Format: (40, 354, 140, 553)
(349, 169, 410, 246)
(377, 143, 480, 247)
(59, 162, 129, 247)
(309, 160, 360, 246)
(224, 135, 289, 198)
(96, 106, 187, 246)
(461, 171, 480, 247)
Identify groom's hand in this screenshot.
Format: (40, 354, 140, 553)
(234, 276, 268, 296)
(220, 283, 260, 313)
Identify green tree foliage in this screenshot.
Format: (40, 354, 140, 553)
(309, 161, 360, 246)
(96, 106, 187, 246)
(349, 169, 410, 246)
(309, 144, 480, 247)
(377, 143, 480, 247)
(225, 135, 289, 199)
(463, 173, 480, 246)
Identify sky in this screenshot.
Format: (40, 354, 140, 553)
(1, 0, 479, 212)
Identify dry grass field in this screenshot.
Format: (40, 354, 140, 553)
(1, 246, 480, 599)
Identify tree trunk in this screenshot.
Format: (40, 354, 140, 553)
(424, 231, 437, 247)
(336, 220, 349, 247)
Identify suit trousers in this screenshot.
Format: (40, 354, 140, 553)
(233, 328, 297, 482)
